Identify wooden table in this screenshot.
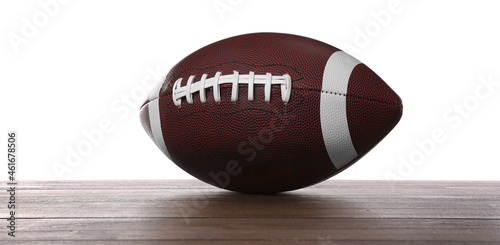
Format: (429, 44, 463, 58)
(1, 180, 499, 244)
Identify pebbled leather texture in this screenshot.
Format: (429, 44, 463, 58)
(347, 64, 403, 155)
(140, 33, 402, 193)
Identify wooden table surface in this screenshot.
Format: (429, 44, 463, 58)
(1, 180, 499, 244)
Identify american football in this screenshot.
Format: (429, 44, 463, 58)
(140, 33, 403, 193)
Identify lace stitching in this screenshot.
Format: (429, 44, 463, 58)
(172, 71, 291, 106)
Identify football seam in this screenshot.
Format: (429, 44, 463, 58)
(141, 86, 401, 110)
(294, 87, 402, 107)
(142, 88, 306, 117)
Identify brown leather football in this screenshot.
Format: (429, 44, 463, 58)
(140, 33, 402, 193)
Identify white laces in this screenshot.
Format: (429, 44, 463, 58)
(172, 71, 292, 106)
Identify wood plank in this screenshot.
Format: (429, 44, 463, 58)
(7, 218, 500, 241)
(1, 180, 499, 243)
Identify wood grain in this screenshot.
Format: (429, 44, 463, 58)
(1, 180, 499, 244)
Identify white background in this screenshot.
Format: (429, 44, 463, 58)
(1, 0, 499, 181)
